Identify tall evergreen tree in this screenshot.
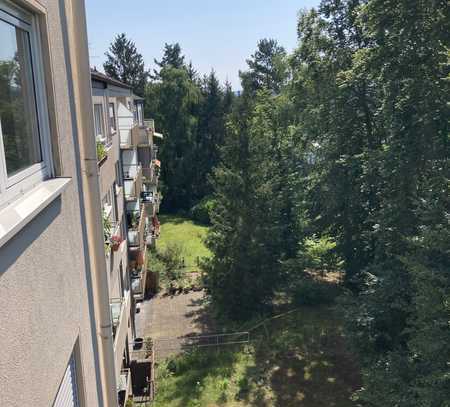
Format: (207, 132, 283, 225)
(193, 71, 226, 200)
(240, 38, 288, 95)
(153, 43, 185, 79)
(206, 90, 291, 318)
(103, 33, 148, 96)
(146, 64, 201, 211)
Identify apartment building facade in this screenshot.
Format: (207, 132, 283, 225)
(91, 71, 133, 406)
(0, 0, 116, 406)
(91, 70, 162, 405)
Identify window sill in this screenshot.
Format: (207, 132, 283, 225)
(0, 177, 72, 248)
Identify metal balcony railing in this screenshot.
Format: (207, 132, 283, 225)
(118, 368, 132, 407)
(110, 298, 124, 339)
(127, 207, 146, 248)
(130, 266, 146, 299)
(144, 118, 155, 131)
(151, 146, 159, 161)
(123, 164, 142, 201)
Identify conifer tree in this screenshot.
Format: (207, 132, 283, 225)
(103, 33, 148, 96)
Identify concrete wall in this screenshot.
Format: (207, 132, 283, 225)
(0, 1, 102, 406)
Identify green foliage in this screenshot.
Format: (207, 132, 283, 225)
(292, 279, 339, 306)
(131, 1, 448, 404)
(153, 307, 361, 407)
(145, 63, 201, 211)
(156, 242, 185, 282)
(96, 140, 106, 162)
(240, 38, 288, 95)
(102, 210, 112, 252)
(103, 33, 148, 96)
(189, 197, 215, 225)
(205, 89, 296, 319)
(304, 235, 343, 273)
(157, 214, 211, 269)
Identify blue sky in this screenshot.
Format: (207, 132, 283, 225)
(85, 0, 320, 89)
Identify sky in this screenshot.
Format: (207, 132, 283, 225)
(85, 0, 320, 90)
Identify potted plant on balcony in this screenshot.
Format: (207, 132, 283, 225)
(96, 140, 107, 164)
(110, 235, 123, 251)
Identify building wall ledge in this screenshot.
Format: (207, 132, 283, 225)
(0, 178, 72, 248)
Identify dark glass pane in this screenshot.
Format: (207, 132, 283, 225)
(0, 19, 41, 176)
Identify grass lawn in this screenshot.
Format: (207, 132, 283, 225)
(157, 214, 211, 270)
(152, 306, 362, 407)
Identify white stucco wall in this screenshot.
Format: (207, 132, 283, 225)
(0, 1, 102, 406)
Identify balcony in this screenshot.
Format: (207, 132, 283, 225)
(118, 368, 132, 407)
(151, 146, 159, 161)
(136, 126, 152, 146)
(144, 119, 155, 132)
(123, 164, 142, 202)
(110, 298, 125, 340)
(127, 206, 146, 250)
(130, 266, 147, 301)
(142, 164, 158, 186)
(112, 291, 131, 379)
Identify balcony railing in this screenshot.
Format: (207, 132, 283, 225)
(144, 118, 155, 132)
(130, 266, 146, 300)
(118, 368, 132, 407)
(123, 164, 142, 201)
(151, 146, 159, 161)
(110, 298, 124, 339)
(127, 207, 146, 249)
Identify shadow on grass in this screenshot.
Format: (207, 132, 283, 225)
(237, 307, 362, 407)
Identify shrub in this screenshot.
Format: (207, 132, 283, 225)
(189, 197, 216, 225)
(292, 279, 337, 306)
(304, 235, 343, 273)
(96, 140, 107, 162)
(158, 242, 185, 281)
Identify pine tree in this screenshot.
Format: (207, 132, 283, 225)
(240, 38, 288, 95)
(205, 90, 288, 318)
(153, 43, 185, 79)
(103, 33, 148, 96)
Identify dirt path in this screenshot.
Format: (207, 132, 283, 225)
(135, 289, 214, 361)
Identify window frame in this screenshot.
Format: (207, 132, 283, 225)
(108, 102, 116, 132)
(0, 1, 54, 209)
(93, 103, 105, 141)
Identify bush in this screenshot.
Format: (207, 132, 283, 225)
(158, 242, 185, 280)
(189, 197, 216, 225)
(292, 279, 337, 306)
(304, 235, 343, 273)
(96, 140, 107, 162)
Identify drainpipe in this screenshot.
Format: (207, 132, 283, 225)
(62, 1, 118, 406)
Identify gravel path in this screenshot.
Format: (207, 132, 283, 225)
(134, 289, 214, 361)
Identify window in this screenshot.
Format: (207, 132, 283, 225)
(53, 353, 80, 407)
(108, 102, 116, 132)
(0, 1, 52, 208)
(93, 103, 105, 142)
(135, 102, 144, 126)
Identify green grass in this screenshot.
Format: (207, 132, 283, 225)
(152, 306, 362, 407)
(157, 214, 211, 270)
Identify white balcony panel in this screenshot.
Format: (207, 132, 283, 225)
(114, 291, 131, 379)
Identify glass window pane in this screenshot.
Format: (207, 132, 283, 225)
(109, 103, 116, 131)
(0, 18, 41, 176)
(94, 104, 104, 140)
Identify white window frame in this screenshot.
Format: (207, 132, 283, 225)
(93, 103, 105, 141)
(0, 1, 53, 210)
(108, 102, 116, 132)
